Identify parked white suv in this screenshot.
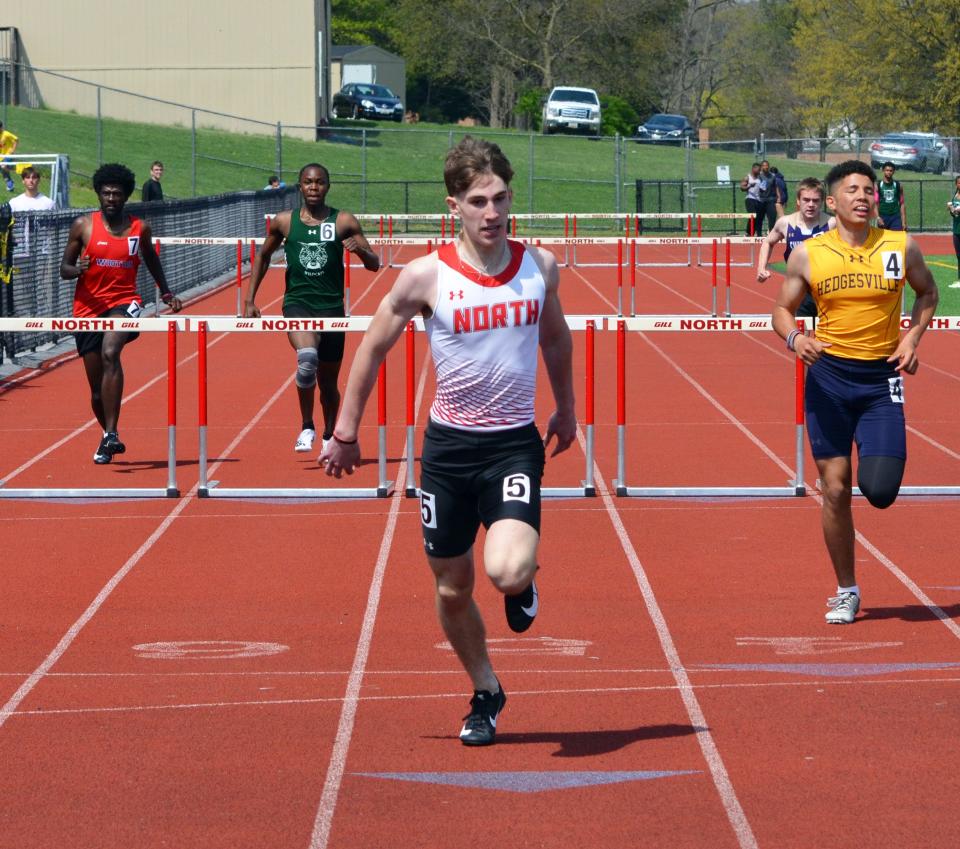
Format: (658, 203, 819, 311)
(542, 87, 601, 136)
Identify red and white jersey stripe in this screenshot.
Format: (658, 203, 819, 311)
(426, 240, 545, 431)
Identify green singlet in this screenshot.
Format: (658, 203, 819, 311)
(283, 207, 345, 312)
(877, 180, 902, 218)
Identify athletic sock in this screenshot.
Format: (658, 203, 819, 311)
(302, 421, 315, 432)
(837, 584, 860, 597)
(322, 431, 333, 440)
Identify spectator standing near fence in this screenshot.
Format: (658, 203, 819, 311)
(772, 160, 938, 625)
(320, 137, 576, 746)
(9, 166, 56, 213)
(0, 121, 18, 192)
(771, 166, 788, 219)
(59, 163, 182, 465)
(244, 162, 380, 456)
(740, 163, 762, 235)
(141, 161, 164, 202)
(876, 162, 906, 230)
(947, 176, 960, 288)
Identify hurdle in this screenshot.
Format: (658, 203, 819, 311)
(195, 316, 393, 499)
(610, 315, 806, 497)
(0, 317, 183, 499)
(399, 315, 602, 499)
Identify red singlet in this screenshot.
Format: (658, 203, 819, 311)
(74, 212, 143, 317)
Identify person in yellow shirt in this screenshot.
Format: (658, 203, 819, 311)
(772, 160, 938, 624)
(0, 121, 18, 192)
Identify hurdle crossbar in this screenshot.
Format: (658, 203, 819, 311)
(0, 317, 183, 499)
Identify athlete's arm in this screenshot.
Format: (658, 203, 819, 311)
(899, 185, 907, 230)
(890, 237, 938, 374)
(338, 211, 380, 272)
(321, 254, 436, 476)
(139, 222, 182, 312)
(531, 247, 576, 457)
(756, 216, 787, 282)
(58, 216, 91, 280)
(772, 242, 828, 364)
(243, 212, 289, 317)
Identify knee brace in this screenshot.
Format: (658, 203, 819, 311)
(295, 347, 319, 389)
(857, 455, 905, 509)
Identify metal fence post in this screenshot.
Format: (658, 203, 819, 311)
(361, 129, 367, 213)
(96, 86, 103, 166)
(528, 132, 534, 213)
(614, 134, 621, 214)
(275, 121, 282, 178)
(191, 110, 197, 197)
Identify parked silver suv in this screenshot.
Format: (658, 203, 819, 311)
(542, 87, 601, 136)
(869, 133, 949, 173)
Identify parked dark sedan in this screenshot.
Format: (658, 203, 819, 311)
(332, 83, 404, 121)
(636, 114, 695, 145)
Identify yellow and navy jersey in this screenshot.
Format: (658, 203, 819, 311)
(807, 227, 906, 360)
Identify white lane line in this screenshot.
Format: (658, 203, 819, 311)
(8, 673, 960, 719)
(0, 290, 285, 485)
(0, 268, 399, 725)
(0, 369, 298, 729)
(309, 347, 429, 849)
(585, 443, 759, 849)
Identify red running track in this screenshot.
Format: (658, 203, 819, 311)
(1, 242, 959, 848)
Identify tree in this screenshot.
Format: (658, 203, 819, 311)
(792, 0, 960, 135)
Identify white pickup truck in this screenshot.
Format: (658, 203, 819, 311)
(541, 87, 602, 136)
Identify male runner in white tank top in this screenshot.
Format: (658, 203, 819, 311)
(321, 137, 576, 746)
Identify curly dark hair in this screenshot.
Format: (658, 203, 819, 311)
(825, 160, 876, 194)
(92, 163, 136, 199)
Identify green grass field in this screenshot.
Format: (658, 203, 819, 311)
(4, 103, 958, 229)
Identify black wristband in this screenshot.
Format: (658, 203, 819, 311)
(333, 433, 357, 445)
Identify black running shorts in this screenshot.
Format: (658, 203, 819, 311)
(419, 420, 546, 558)
(74, 303, 142, 357)
(281, 302, 346, 363)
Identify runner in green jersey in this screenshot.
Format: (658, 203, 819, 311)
(245, 163, 380, 456)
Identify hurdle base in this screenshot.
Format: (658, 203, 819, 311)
(199, 482, 390, 499)
(542, 486, 595, 498)
(405, 486, 419, 498)
(615, 485, 803, 498)
(854, 486, 960, 497)
(377, 481, 395, 498)
(0, 487, 178, 499)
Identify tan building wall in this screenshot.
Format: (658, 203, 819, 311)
(3, 0, 326, 139)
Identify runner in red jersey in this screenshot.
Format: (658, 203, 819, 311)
(59, 163, 182, 464)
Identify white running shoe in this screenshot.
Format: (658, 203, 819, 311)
(294, 428, 316, 452)
(317, 437, 332, 463)
(825, 592, 860, 624)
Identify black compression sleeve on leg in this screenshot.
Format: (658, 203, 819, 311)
(857, 455, 905, 509)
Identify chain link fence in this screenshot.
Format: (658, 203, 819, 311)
(0, 187, 297, 364)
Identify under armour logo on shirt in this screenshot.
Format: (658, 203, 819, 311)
(449, 290, 464, 300)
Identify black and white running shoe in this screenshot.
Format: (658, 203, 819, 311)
(459, 684, 506, 746)
(93, 432, 126, 465)
(505, 576, 539, 633)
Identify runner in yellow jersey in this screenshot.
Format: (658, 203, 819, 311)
(772, 160, 938, 624)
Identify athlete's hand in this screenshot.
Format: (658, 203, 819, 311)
(794, 334, 831, 365)
(162, 294, 183, 313)
(544, 409, 577, 457)
(320, 437, 361, 477)
(243, 300, 261, 318)
(757, 269, 771, 282)
(888, 341, 919, 374)
(76, 256, 91, 274)
(342, 235, 364, 254)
